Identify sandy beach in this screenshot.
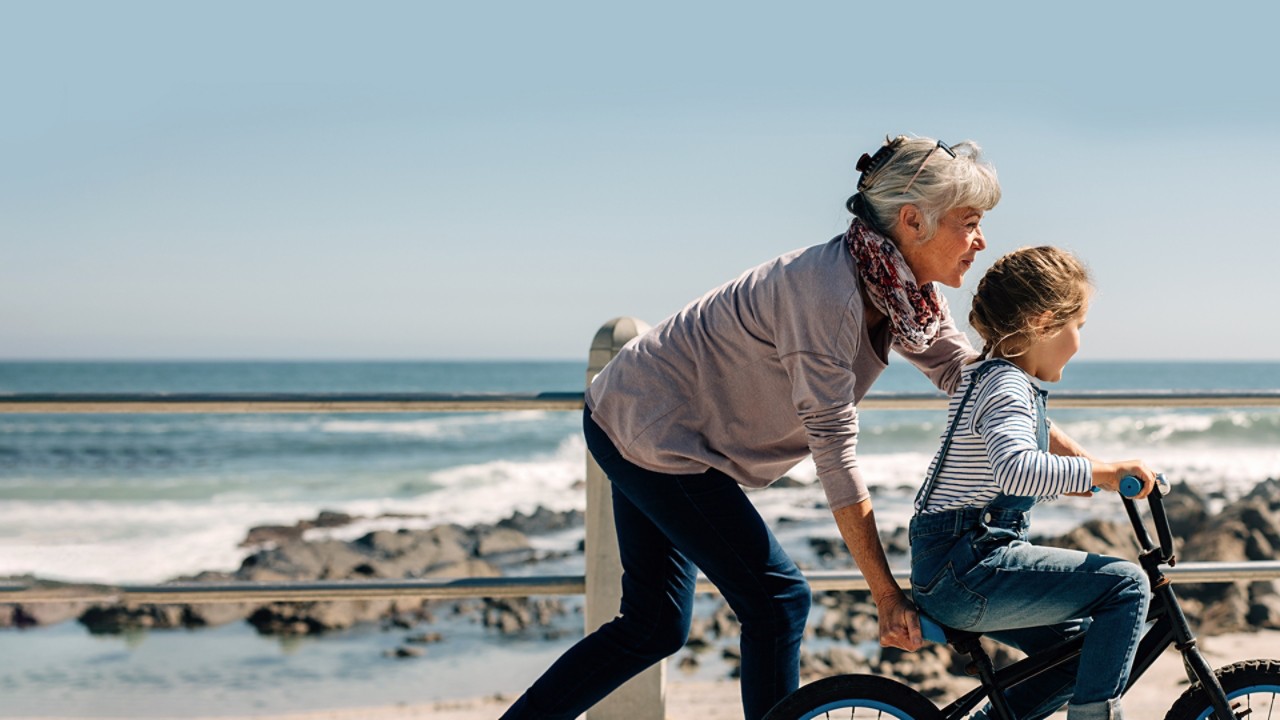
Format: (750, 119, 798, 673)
(11, 629, 1275, 720)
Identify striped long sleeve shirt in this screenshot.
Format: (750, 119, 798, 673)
(915, 361, 1093, 513)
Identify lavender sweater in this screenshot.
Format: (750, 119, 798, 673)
(586, 236, 977, 511)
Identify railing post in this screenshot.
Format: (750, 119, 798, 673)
(585, 317, 658, 720)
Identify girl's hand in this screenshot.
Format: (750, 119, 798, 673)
(1092, 460, 1157, 499)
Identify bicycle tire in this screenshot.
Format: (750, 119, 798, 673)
(763, 674, 945, 720)
(1163, 658, 1280, 720)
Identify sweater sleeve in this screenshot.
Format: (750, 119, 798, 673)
(971, 370, 1092, 497)
(779, 350, 868, 511)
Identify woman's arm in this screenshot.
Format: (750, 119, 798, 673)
(832, 499, 924, 651)
(898, 304, 980, 395)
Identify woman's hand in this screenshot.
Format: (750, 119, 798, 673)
(1092, 460, 1158, 499)
(874, 590, 924, 651)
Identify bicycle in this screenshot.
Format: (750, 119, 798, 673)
(764, 476, 1280, 719)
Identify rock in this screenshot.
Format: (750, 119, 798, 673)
(313, 510, 356, 528)
(686, 616, 712, 648)
(1243, 477, 1280, 510)
(881, 526, 910, 556)
(808, 537, 847, 563)
(817, 646, 865, 676)
(182, 603, 256, 627)
(383, 645, 425, 658)
(1163, 482, 1211, 538)
(475, 527, 533, 558)
(1247, 594, 1280, 629)
(1184, 492, 1280, 563)
(480, 598, 568, 636)
(711, 603, 740, 638)
(814, 607, 845, 639)
(241, 525, 306, 547)
(352, 526, 475, 577)
(79, 605, 184, 634)
(241, 510, 358, 547)
(246, 600, 395, 635)
(1040, 519, 1136, 557)
(422, 558, 501, 579)
(1, 602, 87, 628)
(1246, 528, 1276, 561)
(1196, 583, 1251, 636)
(497, 506, 584, 535)
(405, 631, 444, 644)
(238, 539, 369, 581)
(771, 475, 811, 489)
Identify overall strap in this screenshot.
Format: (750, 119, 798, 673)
(914, 358, 1012, 511)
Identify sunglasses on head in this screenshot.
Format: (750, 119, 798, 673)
(856, 139, 956, 194)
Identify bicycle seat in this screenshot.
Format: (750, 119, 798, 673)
(919, 614, 983, 648)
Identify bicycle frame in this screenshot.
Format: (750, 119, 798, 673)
(933, 485, 1239, 720)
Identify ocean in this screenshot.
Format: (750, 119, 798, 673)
(1, 360, 1278, 716)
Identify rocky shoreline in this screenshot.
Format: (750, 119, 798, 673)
(4, 478, 1280, 699)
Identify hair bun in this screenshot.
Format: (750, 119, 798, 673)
(846, 192, 864, 216)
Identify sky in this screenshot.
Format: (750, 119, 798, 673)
(2, 1, 1278, 361)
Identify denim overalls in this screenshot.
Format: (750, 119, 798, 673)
(907, 360, 1151, 720)
(909, 359, 1044, 630)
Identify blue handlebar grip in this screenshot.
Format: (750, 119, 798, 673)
(919, 615, 948, 644)
(1120, 475, 1143, 498)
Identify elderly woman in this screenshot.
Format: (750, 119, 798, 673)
(503, 135, 1095, 720)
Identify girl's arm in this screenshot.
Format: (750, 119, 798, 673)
(975, 374, 1093, 497)
(1051, 421, 1158, 497)
(1049, 423, 1094, 460)
(1050, 424, 1100, 496)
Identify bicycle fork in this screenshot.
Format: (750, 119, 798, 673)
(1145, 551, 1238, 719)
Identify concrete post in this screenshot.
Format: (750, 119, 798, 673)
(584, 317, 660, 720)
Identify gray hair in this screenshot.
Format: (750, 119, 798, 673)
(855, 136, 1001, 243)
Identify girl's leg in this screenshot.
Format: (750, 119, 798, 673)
(963, 543, 1150, 720)
(970, 621, 1088, 720)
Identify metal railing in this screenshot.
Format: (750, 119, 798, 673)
(7, 563, 1280, 605)
(3, 318, 1279, 719)
(4, 390, 1280, 414)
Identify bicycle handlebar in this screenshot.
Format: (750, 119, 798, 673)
(1120, 473, 1176, 563)
(1120, 473, 1170, 499)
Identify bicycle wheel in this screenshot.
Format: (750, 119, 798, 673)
(1163, 659, 1280, 720)
(763, 674, 945, 720)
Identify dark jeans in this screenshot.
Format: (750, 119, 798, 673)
(501, 410, 811, 720)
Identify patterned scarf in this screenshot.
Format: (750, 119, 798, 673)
(845, 218, 943, 353)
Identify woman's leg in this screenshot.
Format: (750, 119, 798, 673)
(610, 466, 811, 719)
(961, 543, 1150, 720)
(587, 413, 810, 719)
(502, 412, 810, 720)
(500, 415, 701, 720)
(500, 480, 698, 720)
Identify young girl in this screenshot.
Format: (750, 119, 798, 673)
(909, 246, 1156, 720)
